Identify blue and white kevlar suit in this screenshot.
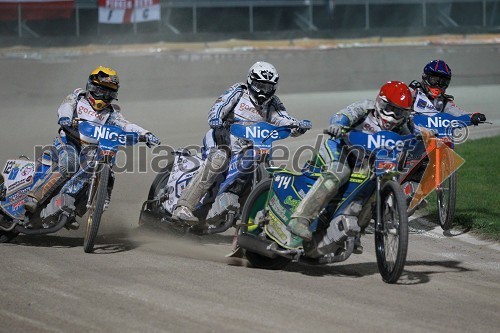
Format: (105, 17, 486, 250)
(176, 82, 307, 221)
(27, 88, 150, 210)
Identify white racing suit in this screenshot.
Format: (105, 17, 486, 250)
(408, 81, 468, 154)
(27, 88, 149, 210)
(409, 81, 468, 117)
(288, 100, 411, 240)
(176, 82, 304, 221)
(403, 81, 469, 209)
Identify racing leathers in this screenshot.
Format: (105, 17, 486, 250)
(287, 100, 411, 241)
(404, 81, 486, 212)
(25, 88, 157, 215)
(409, 80, 468, 117)
(174, 82, 311, 224)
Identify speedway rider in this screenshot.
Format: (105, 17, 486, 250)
(173, 61, 312, 225)
(405, 60, 487, 209)
(287, 81, 413, 251)
(24, 66, 161, 228)
(409, 59, 486, 121)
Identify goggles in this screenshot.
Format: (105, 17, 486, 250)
(251, 81, 276, 94)
(425, 75, 450, 89)
(376, 99, 408, 120)
(88, 83, 118, 101)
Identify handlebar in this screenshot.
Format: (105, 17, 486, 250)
(323, 126, 351, 137)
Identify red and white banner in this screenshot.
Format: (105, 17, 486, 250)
(0, 0, 74, 21)
(98, 0, 161, 24)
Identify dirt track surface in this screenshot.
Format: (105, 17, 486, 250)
(0, 40, 499, 332)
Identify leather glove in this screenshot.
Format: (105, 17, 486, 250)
(327, 123, 344, 138)
(58, 117, 73, 127)
(213, 127, 231, 147)
(470, 112, 486, 125)
(296, 120, 312, 134)
(144, 132, 161, 148)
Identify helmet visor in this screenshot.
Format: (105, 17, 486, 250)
(89, 84, 118, 102)
(425, 75, 450, 89)
(251, 81, 275, 94)
(376, 99, 409, 120)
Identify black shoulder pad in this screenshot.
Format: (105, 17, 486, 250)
(408, 80, 422, 90)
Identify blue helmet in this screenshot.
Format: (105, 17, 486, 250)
(422, 60, 452, 98)
(423, 59, 452, 79)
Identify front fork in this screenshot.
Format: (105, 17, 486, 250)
(375, 176, 382, 232)
(86, 163, 98, 209)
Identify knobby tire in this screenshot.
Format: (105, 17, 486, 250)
(437, 172, 457, 231)
(240, 179, 291, 270)
(375, 180, 409, 284)
(83, 164, 109, 253)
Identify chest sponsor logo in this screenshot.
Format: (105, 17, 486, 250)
(362, 122, 376, 133)
(238, 102, 257, 114)
(77, 104, 107, 122)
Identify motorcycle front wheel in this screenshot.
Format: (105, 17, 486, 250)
(83, 164, 110, 253)
(146, 162, 174, 217)
(436, 172, 457, 231)
(240, 179, 291, 270)
(375, 180, 409, 284)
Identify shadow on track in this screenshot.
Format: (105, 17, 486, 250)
(9, 232, 139, 253)
(276, 260, 474, 285)
(133, 224, 234, 246)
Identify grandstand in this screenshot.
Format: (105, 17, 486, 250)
(0, 0, 499, 43)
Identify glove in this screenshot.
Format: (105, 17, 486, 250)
(144, 132, 161, 148)
(213, 127, 231, 147)
(470, 112, 486, 126)
(209, 118, 224, 129)
(296, 120, 312, 134)
(327, 123, 344, 138)
(58, 117, 73, 127)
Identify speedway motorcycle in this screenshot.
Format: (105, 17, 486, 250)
(237, 130, 416, 284)
(139, 121, 300, 236)
(0, 120, 146, 253)
(400, 112, 485, 230)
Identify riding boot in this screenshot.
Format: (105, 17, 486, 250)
(24, 171, 66, 213)
(173, 149, 228, 224)
(287, 170, 342, 241)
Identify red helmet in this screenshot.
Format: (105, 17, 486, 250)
(374, 81, 412, 130)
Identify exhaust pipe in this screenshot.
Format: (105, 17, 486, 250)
(237, 233, 279, 259)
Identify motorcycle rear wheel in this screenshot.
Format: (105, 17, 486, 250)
(375, 180, 409, 284)
(83, 164, 109, 253)
(436, 172, 457, 231)
(240, 179, 291, 270)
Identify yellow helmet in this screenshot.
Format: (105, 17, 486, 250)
(86, 66, 119, 111)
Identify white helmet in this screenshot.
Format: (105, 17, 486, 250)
(247, 61, 279, 106)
